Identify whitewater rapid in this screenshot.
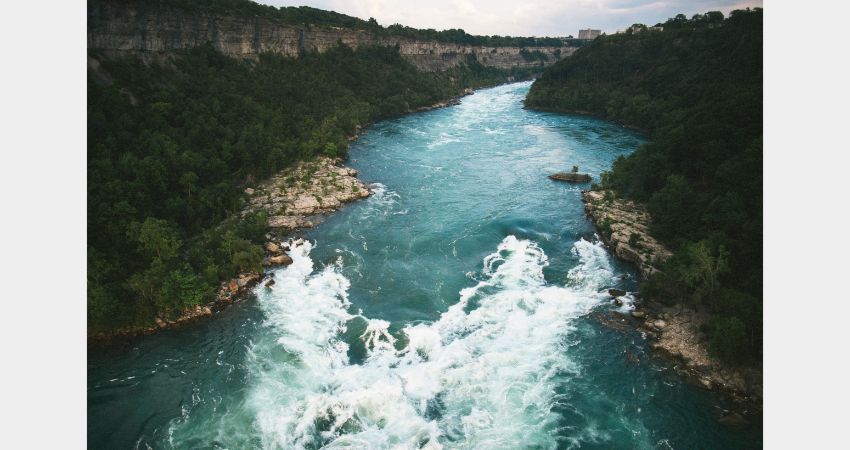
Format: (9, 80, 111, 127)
(241, 235, 615, 449)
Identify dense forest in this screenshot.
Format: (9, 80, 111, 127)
(526, 9, 763, 366)
(91, 0, 580, 47)
(88, 41, 533, 334)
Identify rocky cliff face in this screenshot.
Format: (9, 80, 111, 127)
(582, 190, 672, 279)
(88, 3, 576, 71)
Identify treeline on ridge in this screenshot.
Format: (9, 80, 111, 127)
(88, 42, 531, 334)
(526, 8, 763, 366)
(91, 0, 579, 48)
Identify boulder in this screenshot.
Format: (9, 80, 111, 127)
(265, 242, 281, 254)
(608, 288, 627, 298)
(631, 311, 645, 319)
(267, 254, 294, 266)
(244, 188, 254, 195)
(265, 279, 275, 288)
(154, 317, 167, 328)
(653, 319, 668, 330)
(613, 297, 623, 307)
(237, 273, 259, 288)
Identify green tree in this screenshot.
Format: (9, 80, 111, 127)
(709, 316, 747, 366)
(677, 241, 728, 307)
(648, 174, 697, 240)
(128, 218, 181, 262)
(160, 264, 210, 315)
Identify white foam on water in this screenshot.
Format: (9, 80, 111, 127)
(362, 183, 407, 218)
(244, 236, 617, 449)
(426, 132, 462, 149)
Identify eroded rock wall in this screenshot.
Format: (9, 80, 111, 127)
(87, 3, 576, 71)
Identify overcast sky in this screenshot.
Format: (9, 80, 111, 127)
(258, 0, 763, 37)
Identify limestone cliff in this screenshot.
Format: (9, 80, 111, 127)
(88, 3, 576, 71)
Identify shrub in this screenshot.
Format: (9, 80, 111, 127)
(708, 316, 747, 366)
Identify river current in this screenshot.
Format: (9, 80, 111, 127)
(88, 82, 761, 449)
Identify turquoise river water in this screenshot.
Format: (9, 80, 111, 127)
(88, 82, 762, 449)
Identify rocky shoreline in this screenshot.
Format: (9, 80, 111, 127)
(583, 189, 762, 419)
(243, 156, 371, 232)
(88, 157, 373, 345)
(583, 190, 671, 279)
(88, 86, 489, 346)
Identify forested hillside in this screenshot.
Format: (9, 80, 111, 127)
(88, 41, 532, 334)
(526, 9, 762, 365)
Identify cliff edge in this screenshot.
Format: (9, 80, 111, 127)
(88, 2, 576, 72)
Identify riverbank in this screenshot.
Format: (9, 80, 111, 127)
(88, 156, 372, 346)
(582, 190, 671, 279)
(583, 189, 762, 417)
(88, 84, 493, 346)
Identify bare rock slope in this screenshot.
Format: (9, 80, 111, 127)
(583, 190, 672, 279)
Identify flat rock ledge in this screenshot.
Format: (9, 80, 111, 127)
(583, 190, 672, 279)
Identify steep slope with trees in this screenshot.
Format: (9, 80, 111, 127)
(89, 34, 535, 336)
(526, 9, 762, 366)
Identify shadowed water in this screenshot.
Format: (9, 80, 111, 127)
(88, 82, 762, 449)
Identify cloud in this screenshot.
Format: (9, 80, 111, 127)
(258, 0, 763, 36)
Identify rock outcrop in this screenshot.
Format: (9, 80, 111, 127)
(583, 190, 672, 279)
(549, 172, 591, 182)
(638, 305, 762, 412)
(87, 3, 576, 72)
(584, 189, 761, 413)
(242, 156, 370, 232)
(264, 254, 293, 267)
(90, 157, 371, 345)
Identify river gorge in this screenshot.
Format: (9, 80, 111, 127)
(88, 82, 761, 449)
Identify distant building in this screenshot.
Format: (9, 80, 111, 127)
(578, 29, 601, 40)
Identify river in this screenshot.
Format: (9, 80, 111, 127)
(88, 81, 762, 449)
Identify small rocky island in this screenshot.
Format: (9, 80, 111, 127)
(549, 166, 592, 182)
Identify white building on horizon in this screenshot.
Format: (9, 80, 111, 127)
(578, 29, 601, 40)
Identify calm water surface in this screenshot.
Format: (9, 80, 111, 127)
(88, 82, 762, 449)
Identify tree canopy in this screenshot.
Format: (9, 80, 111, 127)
(88, 41, 533, 334)
(527, 8, 763, 365)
